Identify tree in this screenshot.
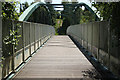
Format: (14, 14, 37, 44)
(2, 2, 20, 20)
(27, 6, 53, 25)
(20, 2, 29, 13)
(80, 10, 95, 23)
(60, 0, 74, 34)
(46, 3, 57, 25)
(92, 2, 114, 21)
(92, 2, 120, 58)
(2, 2, 22, 58)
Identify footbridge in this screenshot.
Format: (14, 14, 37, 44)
(0, 1, 119, 80)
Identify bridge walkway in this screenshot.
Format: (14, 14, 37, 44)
(13, 35, 100, 80)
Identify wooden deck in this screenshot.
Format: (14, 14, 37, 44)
(13, 36, 100, 80)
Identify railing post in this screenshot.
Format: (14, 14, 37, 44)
(39, 25, 41, 47)
(40, 25, 42, 46)
(87, 23, 88, 50)
(11, 21, 15, 72)
(108, 22, 111, 70)
(22, 22, 25, 63)
(34, 24, 36, 51)
(0, 1, 2, 79)
(91, 22, 93, 54)
(38, 25, 40, 48)
(82, 24, 83, 46)
(81, 24, 84, 47)
(37, 24, 39, 48)
(98, 22, 100, 61)
(29, 23, 32, 57)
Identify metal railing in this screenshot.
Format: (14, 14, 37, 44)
(1, 19, 55, 79)
(67, 21, 120, 78)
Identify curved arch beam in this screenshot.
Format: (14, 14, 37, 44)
(19, 2, 50, 21)
(74, 3, 99, 21)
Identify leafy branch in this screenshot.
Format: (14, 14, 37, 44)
(3, 23, 21, 57)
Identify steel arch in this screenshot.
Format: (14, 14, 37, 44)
(19, 2, 51, 21)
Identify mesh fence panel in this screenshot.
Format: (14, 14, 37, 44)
(2, 19, 55, 78)
(67, 21, 120, 77)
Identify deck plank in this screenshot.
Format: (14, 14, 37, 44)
(13, 36, 100, 80)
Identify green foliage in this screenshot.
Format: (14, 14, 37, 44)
(3, 23, 21, 57)
(47, 4, 58, 26)
(20, 2, 29, 13)
(27, 4, 58, 26)
(92, 2, 115, 21)
(60, 2, 96, 34)
(60, 1, 75, 34)
(92, 2, 120, 30)
(54, 19, 63, 35)
(3, 24, 21, 45)
(2, 2, 20, 20)
(28, 6, 52, 25)
(2, 2, 22, 57)
(80, 10, 95, 24)
(92, 2, 120, 48)
(73, 6, 96, 24)
(73, 8, 82, 24)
